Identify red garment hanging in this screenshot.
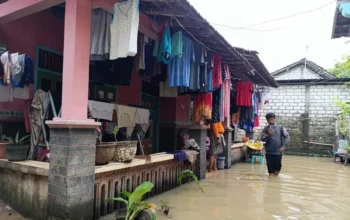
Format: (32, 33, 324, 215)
(212, 53, 222, 89)
(193, 93, 212, 123)
(236, 81, 253, 107)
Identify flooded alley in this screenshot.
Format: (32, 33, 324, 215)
(150, 156, 350, 220)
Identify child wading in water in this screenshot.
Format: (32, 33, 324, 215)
(261, 113, 290, 176)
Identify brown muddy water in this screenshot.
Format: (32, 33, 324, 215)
(149, 156, 350, 220)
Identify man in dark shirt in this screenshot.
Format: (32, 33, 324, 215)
(261, 113, 290, 176)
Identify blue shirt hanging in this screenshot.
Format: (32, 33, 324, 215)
(157, 25, 172, 64)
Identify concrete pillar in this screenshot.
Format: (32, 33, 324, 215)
(223, 128, 233, 169)
(46, 119, 99, 220)
(61, 0, 92, 119)
(46, 0, 98, 219)
(188, 125, 207, 180)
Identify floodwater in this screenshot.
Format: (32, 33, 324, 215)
(149, 156, 350, 220)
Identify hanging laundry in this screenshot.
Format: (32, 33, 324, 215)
(236, 81, 253, 107)
(212, 53, 222, 89)
(0, 85, 13, 102)
(171, 31, 183, 56)
(11, 54, 25, 87)
(189, 43, 201, 91)
(135, 108, 150, 125)
(20, 55, 34, 87)
(88, 100, 114, 121)
(210, 87, 222, 123)
(139, 40, 157, 80)
(157, 25, 172, 64)
(90, 8, 112, 61)
(13, 87, 29, 99)
(160, 80, 178, 97)
(223, 64, 231, 118)
(115, 105, 136, 128)
(138, 35, 148, 70)
(192, 93, 212, 123)
(90, 56, 134, 86)
(110, 0, 139, 60)
(168, 35, 195, 87)
(153, 40, 159, 57)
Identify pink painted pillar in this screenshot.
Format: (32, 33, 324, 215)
(61, 0, 92, 119)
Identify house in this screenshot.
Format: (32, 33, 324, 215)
(258, 58, 350, 155)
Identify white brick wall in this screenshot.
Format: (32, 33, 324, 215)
(275, 66, 321, 80)
(258, 84, 350, 144)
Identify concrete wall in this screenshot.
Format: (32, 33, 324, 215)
(258, 84, 350, 155)
(0, 11, 64, 121)
(274, 66, 321, 80)
(0, 168, 48, 220)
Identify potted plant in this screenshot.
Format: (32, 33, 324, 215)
(0, 125, 8, 159)
(95, 127, 116, 165)
(4, 131, 30, 161)
(112, 126, 137, 163)
(107, 181, 156, 220)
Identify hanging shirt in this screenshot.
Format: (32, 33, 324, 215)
(171, 31, 183, 56)
(210, 87, 222, 123)
(90, 8, 112, 61)
(189, 43, 201, 91)
(212, 53, 222, 89)
(20, 55, 34, 88)
(168, 35, 195, 87)
(110, 0, 139, 60)
(157, 25, 172, 64)
(11, 54, 25, 87)
(192, 93, 212, 123)
(236, 81, 253, 107)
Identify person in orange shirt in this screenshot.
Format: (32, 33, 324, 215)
(207, 121, 225, 172)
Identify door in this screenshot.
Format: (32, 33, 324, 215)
(141, 94, 160, 154)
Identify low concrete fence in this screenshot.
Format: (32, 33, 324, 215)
(0, 156, 195, 220)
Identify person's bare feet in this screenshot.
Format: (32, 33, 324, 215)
(274, 171, 280, 176)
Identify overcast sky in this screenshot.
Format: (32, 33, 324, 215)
(188, 0, 350, 72)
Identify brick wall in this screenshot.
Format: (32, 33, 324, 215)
(258, 84, 350, 151)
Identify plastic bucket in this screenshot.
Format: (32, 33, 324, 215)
(217, 156, 225, 170)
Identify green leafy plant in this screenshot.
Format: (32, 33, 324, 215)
(107, 181, 156, 220)
(4, 131, 30, 146)
(346, 145, 350, 154)
(177, 170, 204, 193)
(113, 125, 120, 142)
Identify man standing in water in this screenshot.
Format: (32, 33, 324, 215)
(261, 113, 290, 176)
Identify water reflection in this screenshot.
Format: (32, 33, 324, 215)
(149, 156, 350, 220)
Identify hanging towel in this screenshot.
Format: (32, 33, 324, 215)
(0, 85, 13, 102)
(110, 0, 139, 60)
(13, 87, 29, 99)
(135, 108, 150, 125)
(88, 100, 114, 121)
(116, 104, 136, 128)
(160, 80, 178, 97)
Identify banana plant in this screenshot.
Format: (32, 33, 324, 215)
(107, 181, 156, 220)
(177, 169, 204, 193)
